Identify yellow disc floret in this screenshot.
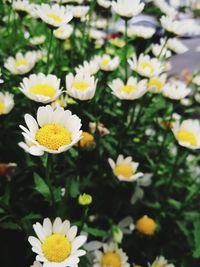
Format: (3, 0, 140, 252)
(114, 163, 133, 178)
(148, 78, 163, 92)
(36, 124, 71, 150)
(101, 58, 110, 66)
(80, 132, 94, 147)
(47, 13, 62, 23)
(140, 62, 154, 74)
(101, 252, 121, 267)
(72, 82, 90, 91)
(30, 83, 56, 98)
(118, 85, 138, 94)
(0, 100, 5, 114)
(42, 234, 71, 262)
(176, 130, 197, 146)
(136, 215, 156, 235)
(15, 58, 28, 68)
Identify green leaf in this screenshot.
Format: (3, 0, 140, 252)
(84, 227, 108, 237)
(193, 220, 200, 258)
(34, 173, 50, 200)
(69, 179, 80, 198)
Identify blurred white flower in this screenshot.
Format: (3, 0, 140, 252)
(71, 5, 89, 19)
(109, 77, 147, 100)
(160, 16, 186, 36)
(151, 38, 172, 58)
(97, 0, 111, 8)
(0, 92, 14, 115)
(53, 24, 73, 40)
(99, 54, 120, 71)
(192, 75, 200, 86)
(166, 38, 188, 54)
(30, 261, 43, 267)
(30, 35, 46, 45)
(150, 256, 175, 267)
(131, 173, 152, 204)
(126, 25, 155, 39)
(89, 29, 106, 40)
(154, 0, 177, 18)
(66, 72, 97, 101)
(112, 0, 144, 18)
(75, 56, 100, 75)
(12, 0, 35, 14)
(148, 74, 167, 93)
(163, 80, 191, 100)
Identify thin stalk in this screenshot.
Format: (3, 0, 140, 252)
(46, 29, 53, 74)
(158, 37, 169, 60)
(46, 154, 56, 208)
(80, 206, 89, 231)
(124, 19, 128, 81)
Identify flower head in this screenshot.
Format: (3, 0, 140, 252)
(172, 119, 200, 150)
(0, 92, 14, 115)
(128, 54, 163, 78)
(53, 24, 73, 40)
(151, 256, 175, 267)
(160, 16, 186, 36)
(109, 77, 147, 100)
(75, 56, 100, 76)
(108, 155, 143, 182)
(66, 72, 97, 101)
(13, 0, 35, 15)
(78, 193, 92, 205)
(80, 132, 94, 148)
(97, 0, 111, 9)
(28, 217, 87, 266)
(36, 4, 73, 28)
(19, 73, 62, 103)
(135, 215, 156, 235)
(162, 80, 191, 100)
(30, 35, 46, 46)
(99, 54, 120, 71)
(112, 0, 144, 18)
(148, 74, 167, 94)
(19, 105, 82, 156)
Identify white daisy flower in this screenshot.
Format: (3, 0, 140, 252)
(36, 4, 73, 28)
(109, 77, 147, 100)
(126, 25, 155, 39)
(53, 24, 73, 40)
(99, 54, 120, 71)
(112, 0, 144, 18)
(193, 75, 200, 86)
(154, 0, 177, 18)
(131, 173, 152, 204)
(28, 217, 87, 267)
(30, 261, 43, 267)
(55, 0, 84, 3)
(30, 35, 46, 46)
(148, 74, 167, 93)
(108, 155, 144, 182)
(128, 54, 164, 78)
(66, 72, 97, 101)
(160, 16, 186, 36)
(172, 119, 200, 150)
(19, 105, 82, 155)
(151, 39, 172, 59)
(150, 256, 175, 267)
(75, 56, 100, 75)
(4, 51, 39, 75)
(71, 5, 89, 19)
(12, 0, 35, 14)
(166, 38, 188, 54)
(162, 80, 191, 100)
(97, 0, 111, 9)
(19, 73, 62, 104)
(0, 72, 4, 83)
(91, 18, 107, 29)
(0, 92, 14, 115)
(51, 94, 68, 109)
(89, 29, 106, 40)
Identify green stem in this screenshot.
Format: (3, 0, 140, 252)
(46, 29, 53, 74)
(46, 154, 56, 208)
(124, 19, 128, 81)
(80, 206, 89, 231)
(158, 37, 169, 60)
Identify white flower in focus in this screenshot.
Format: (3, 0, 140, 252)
(148, 74, 167, 93)
(128, 54, 164, 78)
(172, 119, 200, 150)
(66, 72, 97, 101)
(20, 105, 82, 155)
(53, 24, 73, 40)
(99, 54, 120, 71)
(28, 217, 87, 267)
(97, 0, 111, 9)
(163, 80, 191, 100)
(109, 77, 147, 100)
(36, 4, 73, 28)
(108, 155, 144, 182)
(30, 35, 46, 45)
(19, 73, 62, 103)
(112, 0, 144, 18)
(93, 242, 130, 267)
(151, 256, 175, 267)
(0, 92, 14, 115)
(75, 56, 100, 75)
(166, 38, 188, 54)
(4, 51, 39, 75)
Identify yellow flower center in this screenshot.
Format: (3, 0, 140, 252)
(114, 163, 133, 178)
(42, 234, 71, 262)
(47, 13, 62, 23)
(136, 215, 156, 235)
(153, 264, 165, 267)
(35, 124, 71, 150)
(118, 84, 138, 94)
(148, 78, 163, 92)
(101, 252, 121, 267)
(80, 132, 94, 147)
(101, 58, 110, 66)
(176, 130, 197, 146)
(30, 83, 56, 98)
(0, 100, 5, 114)
(55, 29, 64, 35)
(15, 58, 28, 68)
(140, 62, 154, 74)
(72, 82, 90, 91)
